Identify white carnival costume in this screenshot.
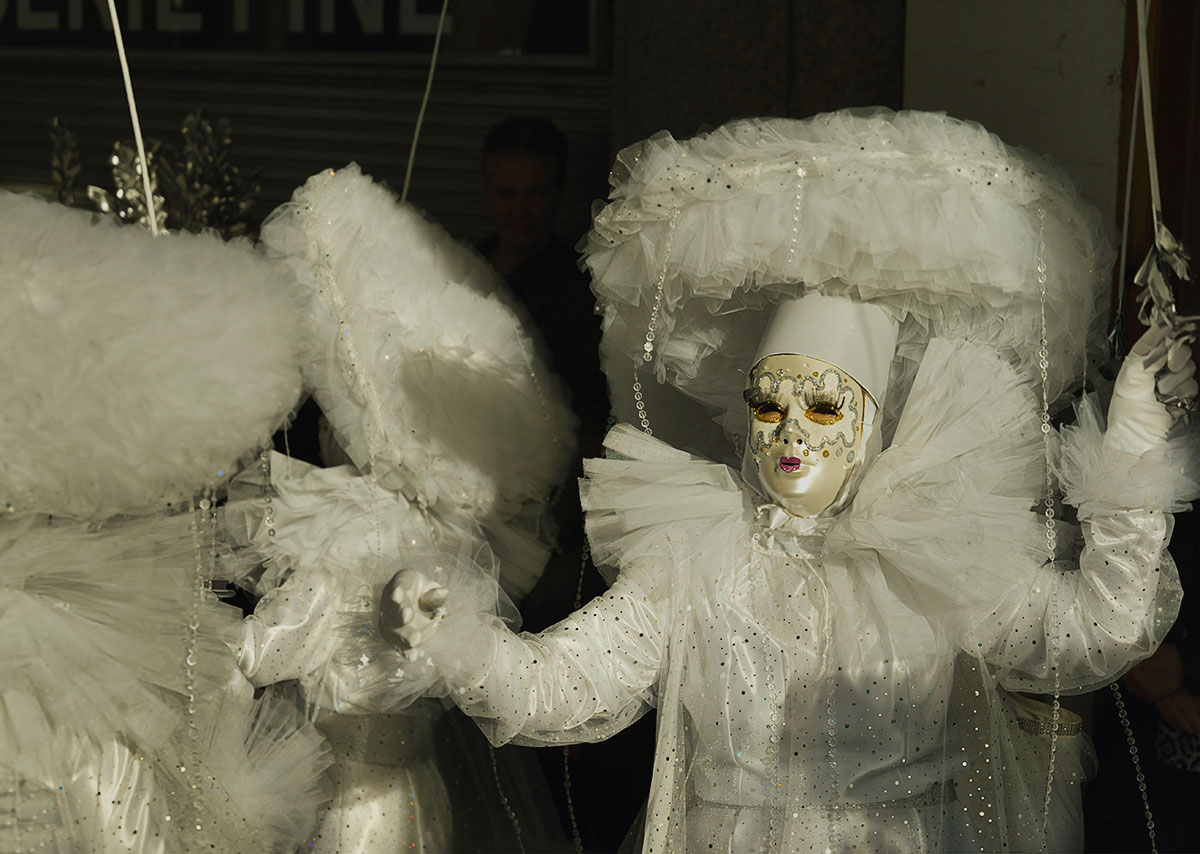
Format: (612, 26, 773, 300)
(221, 164, 577, 852)
(380, 110, 1198, 852)
(0, 191, 331, 853)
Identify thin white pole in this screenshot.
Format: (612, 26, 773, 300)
(106, 0, 159, 235)
(400, 0, 451, 204)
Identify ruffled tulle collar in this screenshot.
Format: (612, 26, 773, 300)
(595, 338, 1048, 615)
(821, 338, 1046, 612)
(588, 338, 1048, 618)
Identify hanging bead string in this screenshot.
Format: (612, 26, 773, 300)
(785, 166, 808, 271)
(823, 602, 839, 853)
(259, 449, 276, 540)
(488, 745, 525, 853)
(182, 483, 216, 838)
(632, 368, 652, 435)
(1110, 682, 1158, 853)
(632, 211, 680, 435)
(560, 539, 589, 854)
(1035, 208, 1065, 851)
(1036, 210, 1058, 560)
(761, 655, 782, 854)
(305, 223, 395, 481)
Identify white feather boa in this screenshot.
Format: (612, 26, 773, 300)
(0, 191, 304, 521)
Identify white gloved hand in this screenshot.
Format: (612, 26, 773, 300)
(379, 569, 449, 660)
(1106, 322, 1197, 455)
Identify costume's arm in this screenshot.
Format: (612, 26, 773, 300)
(383, 569, 666, 746)
(975, 325, 1195, 693)
(235, 567, 342, 690)
(977, 502, 1177, 693)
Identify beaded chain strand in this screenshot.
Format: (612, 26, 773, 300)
(632, 211, 680, 436)
(181, 483, 217, 839)
(1035, 209, 1065, 850)
(488, 745, 525, 853)
(560, 539, 589, 854)
(1110, 682, 1158, 852)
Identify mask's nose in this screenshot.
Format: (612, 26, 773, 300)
(779, 418, 807, 449)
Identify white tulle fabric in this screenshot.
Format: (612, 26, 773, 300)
(226, 453, 515, 716)
(584, 110, 1111, 461)
(0, 189, 330, 853)
(1055, 394, 1200, 517)
(422, 339, 1186, 853)
(259, 163, 576, 520)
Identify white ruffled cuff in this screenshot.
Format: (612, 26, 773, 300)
(1055, 394, 1200, 517)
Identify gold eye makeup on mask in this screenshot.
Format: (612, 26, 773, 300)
(745, 387, 847, 427)
(805, 404, 841, 425)
(752, 401, 784, 423)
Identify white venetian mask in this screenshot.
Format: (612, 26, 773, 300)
(745, 354, 877, 517)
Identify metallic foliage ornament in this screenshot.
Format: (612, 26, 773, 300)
(157, 111, 261, 238)
(86, 138, 168, 233)
(49, 110, 260, 240)
(48, 117, 83, 208)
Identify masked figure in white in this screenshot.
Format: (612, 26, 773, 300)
(221, 164, 577, 853)
(378, 110, 1198, 853)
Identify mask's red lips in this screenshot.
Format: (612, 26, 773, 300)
(778, 456, 803, 473)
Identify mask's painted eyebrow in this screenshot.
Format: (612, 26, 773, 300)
(743, 387, 772, 407)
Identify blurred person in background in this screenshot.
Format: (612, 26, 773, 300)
(479, 115, 653, 853)
(479, 115, 609, 456)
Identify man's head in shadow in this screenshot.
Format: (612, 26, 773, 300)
(482, 116, 567, 274)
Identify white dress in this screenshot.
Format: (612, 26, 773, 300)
(420, 338, 1189, 853)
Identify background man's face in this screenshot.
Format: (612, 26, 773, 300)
(485, 151, 561, 254)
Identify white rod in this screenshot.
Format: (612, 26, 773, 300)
(400, 0, 451, 204)
(106, 0, 159, 235)
(1135, 0, 1163, 222)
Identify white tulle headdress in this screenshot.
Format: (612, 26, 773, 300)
(584, 109, 1113, 463)
(260, 163, 577, 520)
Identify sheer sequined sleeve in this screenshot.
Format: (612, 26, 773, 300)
(972, 494, 1181, 695)
(237, 567, 341, 688)
(432, 571, 666, 746)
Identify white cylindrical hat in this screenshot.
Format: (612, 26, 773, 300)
(754, 291, 899, 408)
